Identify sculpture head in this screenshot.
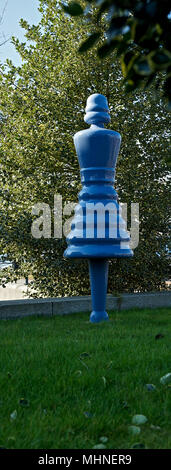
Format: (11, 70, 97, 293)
(84, 93, 111, 127)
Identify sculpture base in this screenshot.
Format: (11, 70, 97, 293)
(90, 310, 109, 323)
(89, 259, 109, 323)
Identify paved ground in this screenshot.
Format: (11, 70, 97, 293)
(0, 279, 29, 300)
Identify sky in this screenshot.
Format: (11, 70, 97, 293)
(0, 0, 41, 65)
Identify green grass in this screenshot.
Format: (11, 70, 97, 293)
(0, 307, 171, 449)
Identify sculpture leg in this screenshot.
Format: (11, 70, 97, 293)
(89, 259, 109, 323)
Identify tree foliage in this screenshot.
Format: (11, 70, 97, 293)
(0, 0, 170, 297)
(63, 0, 171, 109)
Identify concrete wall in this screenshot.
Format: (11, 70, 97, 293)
(0, 292, 170, 320)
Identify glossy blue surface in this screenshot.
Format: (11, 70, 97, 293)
(64, 93, 133, 322)
(89, 259, 109, 323)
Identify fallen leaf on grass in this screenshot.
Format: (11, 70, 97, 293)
(132, 414, 148, 425)
(74, 370, 82, 376)
(19, 398, 29, 407)
(150, 424, 161, 431)
(145, 384, 156, 391)
(106, 361, 113, 369)
(131, 443, 145, 449)
(84, 411, 93, 418)
(99, 437, 108, 443)
(102, 376, 107, 387)
(10, 410, 17, 421)
(122, 401, 129, 409)
(128, 426, 141, 435)
(67, 429, 75, 435)
(7, 436, 16, 444)
(160, 373, 171, 385)
(80, 352, 90, 359)
(79, 359, 89, 370)
(155, 333, 165, 340)
(93, 444, 106, 449)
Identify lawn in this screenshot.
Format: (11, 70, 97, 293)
(0, 307, 171, 449)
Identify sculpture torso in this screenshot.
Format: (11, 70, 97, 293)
(64, 93, 133, 258)
(74, 125, 121, 171)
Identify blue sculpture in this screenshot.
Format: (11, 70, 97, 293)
(64, 93, 133, 322)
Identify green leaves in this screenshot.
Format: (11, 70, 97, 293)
(134, 59, 151, 76)
(107, 15, 130, 39)
(62, 2, 84, 16)
(63, 0, 171, 108)
(98, 39, 119, 58)
(79, 32, 101, 53)
(149, 49, 171, 69)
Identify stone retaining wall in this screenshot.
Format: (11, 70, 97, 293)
(0, 292, 170, 320)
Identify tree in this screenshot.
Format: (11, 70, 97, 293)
(63, 0, 171, 109)
(0, 0, 170, 297)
